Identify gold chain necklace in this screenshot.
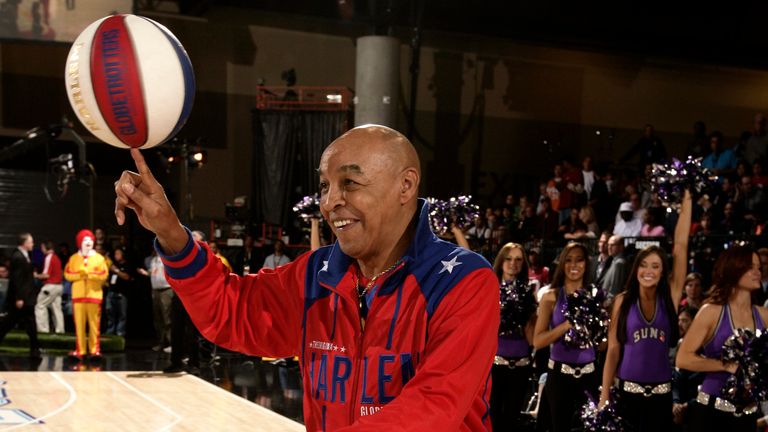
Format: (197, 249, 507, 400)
(354, 259, 403, 316)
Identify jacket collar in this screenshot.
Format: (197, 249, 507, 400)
(317, 198, 436, 290)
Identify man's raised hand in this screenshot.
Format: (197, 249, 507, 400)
(114, 149, 189, 254)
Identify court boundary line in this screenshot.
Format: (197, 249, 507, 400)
(0, 372, 77, 431)
(186, 374, 305, 428)
(106, 372, 183, 432)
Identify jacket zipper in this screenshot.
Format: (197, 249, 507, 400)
(318, 262, 406, 426)
(348, 262, 406, 424)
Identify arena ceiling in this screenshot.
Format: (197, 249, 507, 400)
(168, 0, 768, 70)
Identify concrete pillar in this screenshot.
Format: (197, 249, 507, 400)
(354, 36, 399, 128)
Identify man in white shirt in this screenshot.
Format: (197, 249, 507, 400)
(34, 241, 64, 334)
(261, 239, 291, 270)
(145, 251, 172, 351)
(613, 201, 642, 238)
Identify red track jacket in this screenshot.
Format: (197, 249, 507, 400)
(158, 200, 500, 431)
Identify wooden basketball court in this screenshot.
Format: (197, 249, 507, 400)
(0, 371, 305, 431)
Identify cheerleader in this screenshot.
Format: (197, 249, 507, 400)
(490, 243, 537, 431)
(534, 242, 597, 432)
(677, 245, 768, 430)
(599, 189, 692, 430)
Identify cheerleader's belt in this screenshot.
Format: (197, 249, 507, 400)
(616, 379, 671, 397)
(547, 359, 595, 378)
(696, 391, 758, 417)
(494, 356, 531, 369)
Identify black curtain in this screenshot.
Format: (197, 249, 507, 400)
(252, 110, 349, 234)
(0, 169, 89, 251)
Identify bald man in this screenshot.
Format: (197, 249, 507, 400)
(114, 125, 499, 431)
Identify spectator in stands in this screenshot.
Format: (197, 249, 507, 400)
(486, 214, 504, 258)
(517, 204, 539, 243)
(720, 201, 747, 235)
(589, 166, 615, 232)
(712, 176, 739, 212)
(558, 208, 581, 237)
(545, 165, 563, 214)
(593, 231, 612, 288)
(737, 175, 765, 223)
(745, 113, 768, 165)
(233, 234, 263, 276)
(735, 160, 750, 180)
(500, 207, 518, 242)
(640, 206, 666, 237)
(537, 197, 560, 242)
(671, 306, 703, 429)
(516, 195, 529, 222)
(620, 123, 667, 169)
(145, 249, 172, 352)
(536, 182, 548, 215)
(615, 192, 645, 229)
(680, 272, 705, 310)
(687, 121, 708, 159)
(733, 130, 753, 162)
(106, 248, 133, 337)
(690, 214, 718, 289)
(94, 228, 109, 254)
(34, 240, 64, 334)
(613, 202, 642, 238)
(701, 131, 738, 177)
(601, 235, 628, 297)
(0, 233, 41, 358)
(527, 248, 549, 292)
(562, 215, 593, 241)
(637, 164, 655, 209)
(559, 158, 585, 223)
(261, 239, 291, 270)
(207, 241, 233, 271)
(694, 193, 717, 224)
(503, 194, 515, 213)
(466, 215, 491, 253)
(579, 206, 600, 237)
(752, 158, 768, 187)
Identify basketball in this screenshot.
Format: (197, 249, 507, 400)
(64, 14, 195, 149)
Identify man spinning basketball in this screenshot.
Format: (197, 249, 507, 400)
(114, 125, 499, 431)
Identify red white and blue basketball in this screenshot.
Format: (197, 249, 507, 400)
(64, 14, 195, 149)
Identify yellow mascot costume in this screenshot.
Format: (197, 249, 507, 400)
(64, 229, 108, 359)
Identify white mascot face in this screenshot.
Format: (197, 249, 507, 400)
(81, 236, 94, 254)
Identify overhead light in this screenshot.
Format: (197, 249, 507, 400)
(188, 149, 207, 168)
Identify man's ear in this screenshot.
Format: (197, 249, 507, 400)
(399, 167, 420, 203)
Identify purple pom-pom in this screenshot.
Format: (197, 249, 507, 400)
(293, 194, 322, 222)
(720, 328, 768, 408)
(581, 388, 625, 431)
(427, 195, 480, 236)
(499, 278, 536, 336)
(562, 286, 608, 349)
(649, 156, 718, 211)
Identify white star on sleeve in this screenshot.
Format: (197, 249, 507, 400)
(439, 256, 462, 274)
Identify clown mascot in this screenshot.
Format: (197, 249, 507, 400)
(64, 229, 109, 359)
